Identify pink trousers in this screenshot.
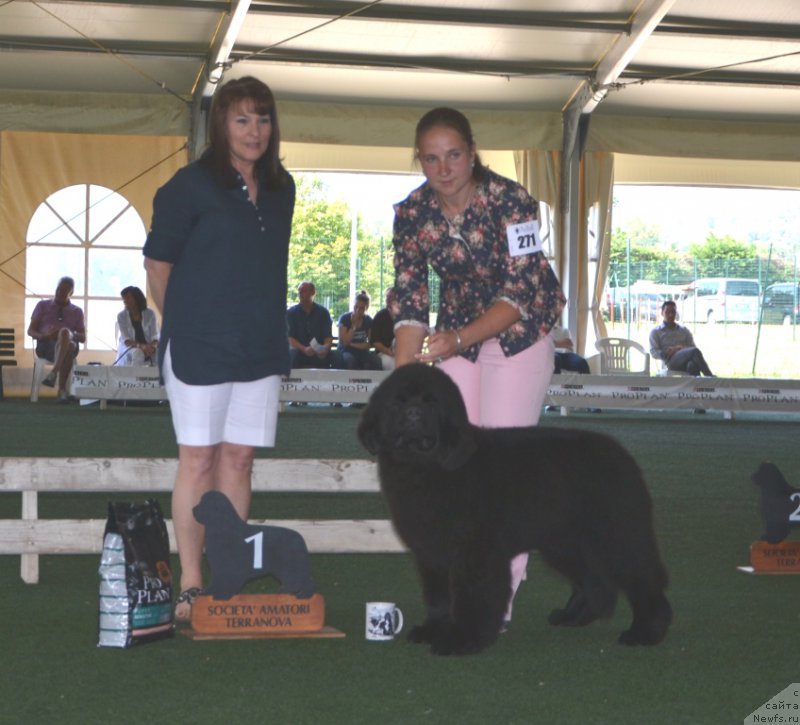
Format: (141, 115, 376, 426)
(439, 335, 555, 620)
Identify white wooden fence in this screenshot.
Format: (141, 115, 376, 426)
(0, 457, 403, 584)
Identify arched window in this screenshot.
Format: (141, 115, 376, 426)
(24, 184, 147, 352)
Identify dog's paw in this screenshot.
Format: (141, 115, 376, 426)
(548, 607, 571, 626)
(618, 625, 667, 646)
(548, 605, 601, 627)
(407, 624, 437, 644)
(429, 631, 487, 656)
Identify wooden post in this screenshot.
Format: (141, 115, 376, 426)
(21, 490, 38, 584)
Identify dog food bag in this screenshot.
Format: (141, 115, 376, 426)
(98, 499, 174, 648)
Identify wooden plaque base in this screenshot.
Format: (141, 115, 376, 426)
(182, 625, 345, 641)
(746, 540, 800, 574)
(190, 593, 327, 636)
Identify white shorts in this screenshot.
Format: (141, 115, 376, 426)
(163, 344, 281, 447)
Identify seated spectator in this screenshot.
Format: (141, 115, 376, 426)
(369, 287, 397, 371)
(551, 325, 590, 375)
(649, 300, 714, 376)
(548, 325, 596, 413)
(338, 291, 381, 370)
(287, 281, 340, 369)
(116, 286, 159, 366)
(27, 276, 86, 402)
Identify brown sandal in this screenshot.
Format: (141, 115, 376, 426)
(175, 587, 201, 622)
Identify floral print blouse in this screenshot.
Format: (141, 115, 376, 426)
(392, 169, 565, 361)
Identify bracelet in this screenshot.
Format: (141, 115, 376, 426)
(453, 329, 463, 352)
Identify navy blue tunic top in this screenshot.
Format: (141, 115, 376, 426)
(144, 161, 294, 385)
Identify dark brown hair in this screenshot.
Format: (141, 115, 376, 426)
(414, 107, 486, 182)
(201, 76, 287, 190)
(121, 286, 148, 312)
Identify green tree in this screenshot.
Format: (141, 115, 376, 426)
(688, 233, 759, 278)
(289, 174, 394, 319)
(289, 175, 349, 313)
(609, 223, 691, 286)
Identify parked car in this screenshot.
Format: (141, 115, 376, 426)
(606, 289, 663, 322)
(678, 277, 760, 324)
(605, 286, 681, 323)
(762, 282, 800, 325)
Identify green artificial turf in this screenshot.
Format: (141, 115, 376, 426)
(1, 399, 800, 723)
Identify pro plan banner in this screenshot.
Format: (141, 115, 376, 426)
(98, 499, 174, 648)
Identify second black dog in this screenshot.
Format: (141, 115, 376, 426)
(752, 461, 800, 544)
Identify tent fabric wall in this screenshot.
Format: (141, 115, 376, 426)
(1, 90, 797, 164)
(0, 90, 190, 137)
(587, 115, 800, 163)
(515, 149, 614, 356)
(281, 143, 517, 179)
(614, 154, 800, 189)
(277, 100, 800, 163)
(279, 101, 565, 152)
(0, 131, 187, 390)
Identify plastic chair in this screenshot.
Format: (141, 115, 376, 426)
(594, 337, 650, 375)
(656, 364, 691, 377)
(30, 351, 49, 402)
(30, 344, 74, 401)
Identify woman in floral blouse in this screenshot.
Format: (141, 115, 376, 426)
(392, 106, 566, 626)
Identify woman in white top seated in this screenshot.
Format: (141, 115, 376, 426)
(116, 286, 159, 366)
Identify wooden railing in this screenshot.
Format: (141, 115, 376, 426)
(0, 457, 402, 584)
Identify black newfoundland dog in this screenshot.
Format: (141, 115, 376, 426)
(358, 363, 672, 656)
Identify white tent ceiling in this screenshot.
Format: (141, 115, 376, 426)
(1, 0, 799, 166)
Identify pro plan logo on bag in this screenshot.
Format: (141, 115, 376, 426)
(98, 499, 175, 648)
(136, 561, 173, 606)
(136, 570, 172, 605)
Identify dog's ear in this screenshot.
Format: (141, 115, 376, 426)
(439, 422, 478, 470)
(357, 403, 382, 455)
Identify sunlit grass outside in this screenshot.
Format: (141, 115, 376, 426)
(605, 320, 800, 379)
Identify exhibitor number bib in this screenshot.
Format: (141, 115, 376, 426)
(506, 219, 543, 257)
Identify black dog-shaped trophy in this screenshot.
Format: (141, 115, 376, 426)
(752, 462, 800, 544)
(192, 490, 315, 600)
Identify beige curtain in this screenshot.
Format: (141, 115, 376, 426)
(514, 149, 614, 355)
(583, 152, 615, 348)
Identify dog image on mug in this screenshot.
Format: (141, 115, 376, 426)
(365, 602, 404, 641)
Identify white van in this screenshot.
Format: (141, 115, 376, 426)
(678, 278, 760, 324)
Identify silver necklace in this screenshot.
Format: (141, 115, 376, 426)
(437, 184, 475, 239)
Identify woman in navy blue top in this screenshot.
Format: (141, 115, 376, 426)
(144, 76, 295, 621)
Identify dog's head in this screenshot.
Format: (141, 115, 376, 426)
(193, 490, 241, 526)
(752, 462, 795, 495)
(358, 363, 477, 470)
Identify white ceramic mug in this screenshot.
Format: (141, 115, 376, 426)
(365, 602, 404, 641)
